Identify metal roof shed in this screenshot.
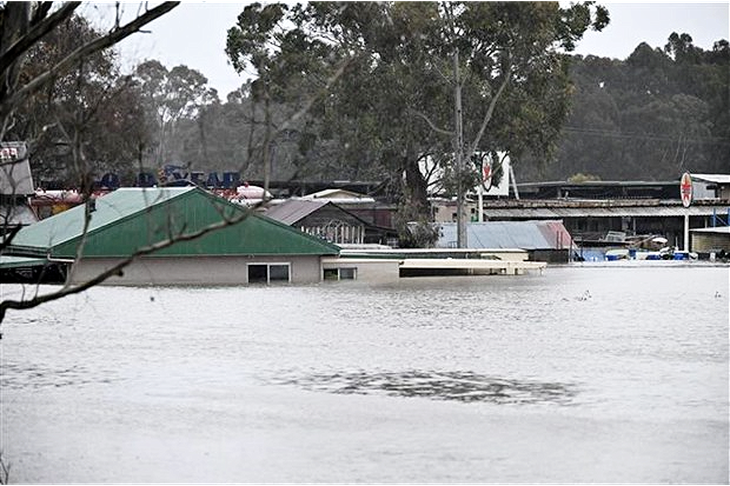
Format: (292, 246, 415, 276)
(6, 187, 340, 285)
(437, 221, 574, 250)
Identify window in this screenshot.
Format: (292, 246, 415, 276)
(339, 267, 356, 280)
(247, 263, 290, 284)
(323, 267, 357, 281)
(269, 264, 290, 282)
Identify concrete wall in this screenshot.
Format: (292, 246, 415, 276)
(68, 255, 324, 286)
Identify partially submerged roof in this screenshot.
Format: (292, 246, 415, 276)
(264, 198, 371, 228)
(437, 220, 574, 250)
(7, 187, 340, 259)
(0, 255, 47, 270)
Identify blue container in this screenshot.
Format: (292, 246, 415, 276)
(673, 252, 686, 260)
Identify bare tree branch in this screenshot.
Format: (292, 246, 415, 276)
(0, 2, 81, 78)
(0, 2, 180, 121)
(409, 108, 453, 137)
(0, 225, 22, 253)
(464, 67, 511, 161)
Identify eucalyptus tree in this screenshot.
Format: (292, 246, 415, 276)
(226, 2, 356, 195)
(667, 36, 730, 174)
(6, 13, 151, 187)
(133, 60, 213, 168)
(225, 1, 608, 246)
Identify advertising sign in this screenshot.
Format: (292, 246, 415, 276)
(680, 172, 692, 208)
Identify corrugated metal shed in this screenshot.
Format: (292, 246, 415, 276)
(8, 187, 340, 259)
(437, 221, 574, 250)
(690, 225, 730, 252)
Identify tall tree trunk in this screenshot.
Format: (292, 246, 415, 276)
(402, 154, 429, 218)
(262, 85, 271, 199)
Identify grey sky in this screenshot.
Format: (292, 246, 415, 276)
(112, 2, 730, 99)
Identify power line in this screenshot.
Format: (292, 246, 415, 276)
(562, 126, 730, 146)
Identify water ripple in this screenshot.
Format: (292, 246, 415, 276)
(0, 362, 116, 390)
(274, 370, 577, 405)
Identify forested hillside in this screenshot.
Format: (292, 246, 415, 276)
(517, 34, 730, 182)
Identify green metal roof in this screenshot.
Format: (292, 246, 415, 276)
(7, 187, 340, 259)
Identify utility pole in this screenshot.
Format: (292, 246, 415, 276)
(454, 49, 467, 248)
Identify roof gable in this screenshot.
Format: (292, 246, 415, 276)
(9, 187, 194, 254)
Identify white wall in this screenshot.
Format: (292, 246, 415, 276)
(69, 255, 324, 286)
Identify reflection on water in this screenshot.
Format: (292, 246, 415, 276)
(276, 370, 577, 405)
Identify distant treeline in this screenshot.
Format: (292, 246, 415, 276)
(518, 35, 729, 182)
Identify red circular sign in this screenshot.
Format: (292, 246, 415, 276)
(680, 172, 692, 208)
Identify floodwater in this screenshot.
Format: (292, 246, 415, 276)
(0, 264, 728, 483)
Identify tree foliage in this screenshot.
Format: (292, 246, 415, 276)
(6, 13, 150, 187)
(133, 59, 214, 168)
(521, 34, 729, 182)
(223, 1, 608, 244)
(0, 2, 179, 139)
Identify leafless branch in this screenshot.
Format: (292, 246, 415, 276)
(464, 67, 511, 161)
(0, 2, 180, 121)
(0, 2, 81, 77)
(0, 225, 22, 253)
(409, 108, 453, 137)
(0, 450, 9, 485)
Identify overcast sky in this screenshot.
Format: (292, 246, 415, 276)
(107, 2, 730, 99)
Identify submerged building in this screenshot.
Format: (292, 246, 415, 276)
(6, 187, 341, 286)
